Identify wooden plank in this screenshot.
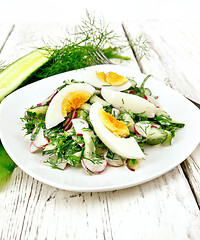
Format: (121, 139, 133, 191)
(182, 145, 200, 206)
(0, 24, 14, 54)
(1, 22, 200, 240)
(123, 20, 200, 207)
(1, 167, 200, 239)
(123, 20, 200, 103)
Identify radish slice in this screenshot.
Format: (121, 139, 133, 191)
(63, 109, 78, 130)
(103, 150, 124, 167)
(71, 109, 77, 119)
(48, 92, 58, 105)
(63, 117, 72, 127)
(72, 118, 89, 135)
(126, 159, 136, 171)
(146, 95, 161, 108)
(32, 128, 49, 148)
(134, 122, 152, 138)
(81, 158, 107, 174)
(64, 122, 72, 131)
(30, 142, 40, 153)
(57, 162, 67, 170)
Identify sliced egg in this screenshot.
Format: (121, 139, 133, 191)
(82, 70, 132, 91)
(101, 88, 157, 118)
(99, 108, 130, 138)
(89, 102, 144, 159)
(45, 83, 95, 129)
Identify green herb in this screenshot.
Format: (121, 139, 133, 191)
(155, 115, 185, 136)
(0, 142, 16, 182)
(129, 35, 150, 60)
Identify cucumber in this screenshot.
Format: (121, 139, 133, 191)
(90, 95, 110, 106)
(81, 128, 96, 159)
(146, 127, 168, 145)
(0, 49, 49, 102)
(122, 113, 135, 132)
(128, 78, 137, 88)
(28, 106, 48, 115)
(79, 103, 91, 111)
(155, 108, 170, 117)
(162, 130, 173, 146)
(144, 88, 152, 96)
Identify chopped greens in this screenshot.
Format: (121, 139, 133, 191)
(21, 73, 184, 174)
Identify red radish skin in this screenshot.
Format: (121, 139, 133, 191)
(30, 142, 40, 153)
(48, 92, 58, 105)
(77, 133, 83, 137)
(63, 117, 72, 127)
(36, 103, 43, 107)
(134, 125, 144, 137)
(72, 118, 89, 135)
(64, 122, 72, 131)
(71, 109, 77, 119)
(144, 95, 148, 100)
(57, 163, 67, 170)
(129, 90, 135, 94)
(81, 158, 107, 174)
(151, 125, 158, 128)
(31, 128, 49, 148)
(126, 159, 135, 171)
(134, 125, 147, 139)
(63, 109, 78, 130)
(134, 122, 152, 139)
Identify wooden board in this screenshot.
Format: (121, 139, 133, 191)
(123, 20, 200, 208)
(0, 22, 200, 240)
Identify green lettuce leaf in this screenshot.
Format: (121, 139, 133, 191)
(0, 141, 16, 181)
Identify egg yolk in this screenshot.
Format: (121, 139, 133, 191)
(96, 71, 107, 83)
(96, 71, 128, 86)
(62, 91, 91, 117)
(99, 108, 130, 138)
(106, 72, 128, 86)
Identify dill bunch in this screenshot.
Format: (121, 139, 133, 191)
(27, 11, 149, 83)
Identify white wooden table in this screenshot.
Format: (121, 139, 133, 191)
(0, 21, 200, 240)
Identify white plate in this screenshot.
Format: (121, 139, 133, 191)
(0, 65, 200, 192)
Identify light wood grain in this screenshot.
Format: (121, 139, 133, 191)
(1, 166, 200, 240)
(123, 20, 200, 208)
(0, 22, 200, 240)
(0, 24, 14, 54)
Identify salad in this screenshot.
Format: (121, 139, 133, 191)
(21, 69, 185, 174)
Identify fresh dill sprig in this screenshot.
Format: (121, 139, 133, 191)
(0, 60, 7, 73)
(26, 11, 146, 83)
(129, 34, 150, 60)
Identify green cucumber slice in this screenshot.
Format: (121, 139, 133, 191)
(90, 95, 110, 106)
(0, 49, 49, 102)
(28, 106, 48, 115)
(82, 128, 96, 159)
(146, 127, 168, 145)
(162, 130, 173, 146)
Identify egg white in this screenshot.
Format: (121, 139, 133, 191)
(101, 88, 157, 118)
(45, 83, 95, 129)
(89, 102, 144, 159)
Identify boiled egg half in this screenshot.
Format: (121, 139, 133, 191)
(101, 88, 157, 118)
(89, 102, 144, 159)
(45, 83, 95, 129)
(81, 70, 132, 91)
